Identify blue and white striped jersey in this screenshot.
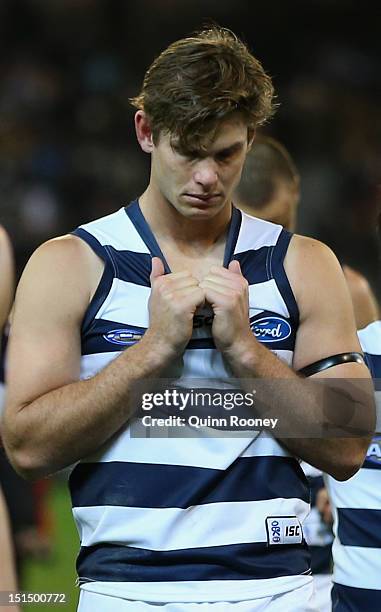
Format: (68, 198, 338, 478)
(327, 320, 381, 611)
(69, 201, 312, 602)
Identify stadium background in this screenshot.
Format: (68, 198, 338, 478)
(0, 0, 379, 610)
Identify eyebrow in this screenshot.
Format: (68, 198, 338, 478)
(214, 141, 245, 156)
(175, 140, 246, 158)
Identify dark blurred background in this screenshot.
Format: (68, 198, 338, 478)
(0, 0, 380, 296)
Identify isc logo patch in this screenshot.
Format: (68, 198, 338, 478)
(251, 317, 291, 343)
(103, 329, 143, 346)
(266, 516, 303, 546)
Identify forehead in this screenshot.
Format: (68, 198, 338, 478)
(160, 115, 249, 154)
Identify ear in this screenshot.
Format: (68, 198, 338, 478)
(135, 110, 154, 153)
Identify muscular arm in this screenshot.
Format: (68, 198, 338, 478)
(1, 240, 178, 480)
(0, 226, 15, 330)
(201, 237, 375, 480)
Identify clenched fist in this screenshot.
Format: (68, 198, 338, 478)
(199, 260, 252, 352)
(147, 257, 205, 356)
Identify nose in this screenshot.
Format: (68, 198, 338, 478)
(193, 158, 218, 189)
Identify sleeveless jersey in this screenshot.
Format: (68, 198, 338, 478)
(69, 201, 311, 603)
(326, 320, 381, 610)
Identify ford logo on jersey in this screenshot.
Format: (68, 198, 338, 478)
(103, 329, 143, 345)
(251, 316, 291, 343)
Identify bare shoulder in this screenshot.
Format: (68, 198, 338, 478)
(15, 234, 105, 323)
(25, 233, 102, 276)
(285, 235, 366, 372)
(284, 234, 347, 320)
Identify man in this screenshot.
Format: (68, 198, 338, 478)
(233, 135, 300, 231)
(325, 315, 381, 611)
(2, 27, 375, 611)
(324, 219, 381, 611)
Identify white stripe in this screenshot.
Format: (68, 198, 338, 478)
(332, 541, 381, 590)
(249, 280, 290, 319)
(358, 321, 381, 355)
(235, 213, 282, 254)
(326, 469, 381, 510)
(81, 208, 150, 254)
(300, 462, 323, 478)
(96, 278, 151, 327)
(80, 352, 121, 379)
(241, 432, 291, 458)
(79, 575, 313, 603)
(272, 349, 293, 365)
(82, 428, 289, 466)
(181, 348, 233, 380)
(73, 498, 310, 550)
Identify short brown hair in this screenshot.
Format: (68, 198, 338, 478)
(130, 26, 275, 152)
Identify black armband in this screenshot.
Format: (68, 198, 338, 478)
(298, 352, 365, 377)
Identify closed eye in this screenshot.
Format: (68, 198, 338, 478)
(215, 143, 244, 162)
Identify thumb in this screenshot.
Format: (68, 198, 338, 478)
(150, 257, 165, 282)
(228, 259, 242, 275)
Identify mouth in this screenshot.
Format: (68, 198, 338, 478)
(183, 193, 221, 204)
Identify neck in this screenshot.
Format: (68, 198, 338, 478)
(138, 184, 232, 250)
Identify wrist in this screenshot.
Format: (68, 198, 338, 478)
(222, 333, 261, 370)
(139, 329, 180, 366)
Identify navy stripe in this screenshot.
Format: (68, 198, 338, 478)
(363, 436, 381, 469)
(306, 475, 325, 505)
(224, 206, 242, 267)
(362, 457, 381, 470)
(82, 319, 146, 355)
(81, 319, 216, 355)
(125, 200, 171, 274)
(271, 230, 300, 327)
(109, 248, 152, 286)
(364, 353, 381, 381)
(337, 508, 381, 548)
(235, 246, 271, 285)
(77, 541, 311, 583)
(69, 457, 309, 509)
(73, 229, 115, 335)
(309, 544, 332, 574)
(187, 338, 215, 349)
(332, 583, 381, 612)
(82, 313, 296, 355)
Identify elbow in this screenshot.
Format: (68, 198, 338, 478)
(328, 440, 369, 481)
(3, 444, 48, 481)
(2, 422, 50, 481)
(329, 463, 360, 482)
